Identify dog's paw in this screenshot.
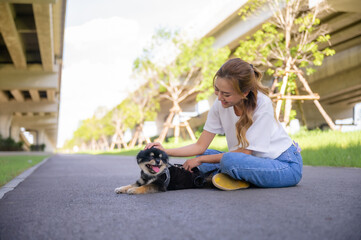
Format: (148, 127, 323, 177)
(114, 185, 131, 194)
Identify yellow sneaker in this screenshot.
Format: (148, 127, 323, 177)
(212, 173, 250, 191)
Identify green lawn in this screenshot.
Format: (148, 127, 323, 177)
(291, 130, 361, 168)
(95, 130, 361, 168)
(0, 155, 49, 187)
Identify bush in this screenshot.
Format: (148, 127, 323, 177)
(0, 135, 24, 151)
(30, 144, 46, 151)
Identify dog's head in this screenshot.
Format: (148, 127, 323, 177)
(136, 148, 169, 176)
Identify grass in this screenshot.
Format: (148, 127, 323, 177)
(0, 155, 49, 187)
(93, 130, 361, 168)
(291, 129, 361, 168)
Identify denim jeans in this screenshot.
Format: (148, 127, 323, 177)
(197, 144, 303, 188)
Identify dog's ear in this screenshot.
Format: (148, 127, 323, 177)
(136, 150, 146, 163)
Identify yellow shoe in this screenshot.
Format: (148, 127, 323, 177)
(212, 173, 250, 191)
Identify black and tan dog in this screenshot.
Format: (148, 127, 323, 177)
(114, 147, 205, 195)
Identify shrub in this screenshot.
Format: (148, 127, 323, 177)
(30, 144, 46, 151)
(0, 135, 24, 151)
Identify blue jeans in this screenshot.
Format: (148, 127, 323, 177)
(197, 144, 303, 188)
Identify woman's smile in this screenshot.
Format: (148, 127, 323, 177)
(220, 100, 228, 106)
(214, 77, 245, 108)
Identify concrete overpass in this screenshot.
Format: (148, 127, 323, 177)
(0, 0, 66, 151)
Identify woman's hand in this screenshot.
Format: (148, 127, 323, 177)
(144, 142, 165, 151)
(183, 157, 202, 172)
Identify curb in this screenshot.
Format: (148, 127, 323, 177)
(0, 156, 50, 200)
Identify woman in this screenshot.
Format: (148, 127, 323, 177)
(146, 58, 303, 190)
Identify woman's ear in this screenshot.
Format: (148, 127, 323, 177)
(243, 91, 250, 98)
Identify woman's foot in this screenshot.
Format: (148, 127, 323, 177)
(212, 173, 250, 191)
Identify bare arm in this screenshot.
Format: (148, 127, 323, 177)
(145, 130, 252, 171)
(145, 130, 216, 157)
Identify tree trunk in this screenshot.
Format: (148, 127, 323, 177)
(99, 135, 109, 151)
(294, 70, 336, 130)
(284, 93, 292, 126)
(157, 101, 181, 143)
(119, 130, 128, 149)
(276, 60, 292, 118)
(294, 86, 307, 126)
(174, 115, 180, 144)
(157, 101, 197, 143)
(110, 121, 129, 150)
(270, 77, 278, 94)
(157, 110, 175, 143)
(184, 120, 196, 141)
(129, 128, 140, 148)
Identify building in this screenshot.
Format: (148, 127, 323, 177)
(0, 0, 66, 151)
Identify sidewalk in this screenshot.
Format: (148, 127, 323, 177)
(0, 154, 360, 240)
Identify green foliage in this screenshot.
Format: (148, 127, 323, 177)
(190, 37, 230, 100)
(130, 81, 160, 122)
(289, 109, 297, 120)
(133, 28, 230, 102)
(194, 124, 205, 139)
(0, 135, 24, 151)
(234, 20, 333, 78)
(235, 0, 335, 79)
(235, 0, 335, 125)
(238, 0, 268, 20)
(234, 23, 281, 70)
(113, 98, 140, 130)
(30, 144, 46, 151)
(72, 117, 97, 143)
(322, 47, 335, 56)
(286, 73, 297, 94)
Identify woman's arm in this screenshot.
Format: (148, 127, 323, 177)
(145, 130, 216, 157)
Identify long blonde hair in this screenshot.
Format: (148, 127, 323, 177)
(213, 58, 269, 149)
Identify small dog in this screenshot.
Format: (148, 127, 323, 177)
(115, 147, 170, 194)
(114, 147, 206, 195)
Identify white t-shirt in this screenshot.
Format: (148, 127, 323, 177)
(204, 91, 292, 159)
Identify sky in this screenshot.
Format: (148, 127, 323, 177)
(57, 0, 242, 147)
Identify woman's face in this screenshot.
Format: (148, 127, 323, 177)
(214, 77, 246, 108)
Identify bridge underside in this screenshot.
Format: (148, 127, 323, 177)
(0, 0, 66, 151)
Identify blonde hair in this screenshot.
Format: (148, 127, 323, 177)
(213, 58, 269, 149)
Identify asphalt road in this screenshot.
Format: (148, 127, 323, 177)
(0, 154, 360, 240)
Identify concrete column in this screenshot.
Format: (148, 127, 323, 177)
(38, 129, 44, 145)
(0, 113, 13, 138)
(36, 128, 54, 152)
(11, 124, 21, 142)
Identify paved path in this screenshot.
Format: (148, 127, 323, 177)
(0, 154, 360, 240)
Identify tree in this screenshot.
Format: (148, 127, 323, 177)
(71, 117, 101, 151)
(127, 81, 160, 148)
(97, 110, 115, 151)
(134, 29, 230, 143)
(64, 107, 114, 152)
(109, 98, 139, 150)
(235, 0, 336, 129)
